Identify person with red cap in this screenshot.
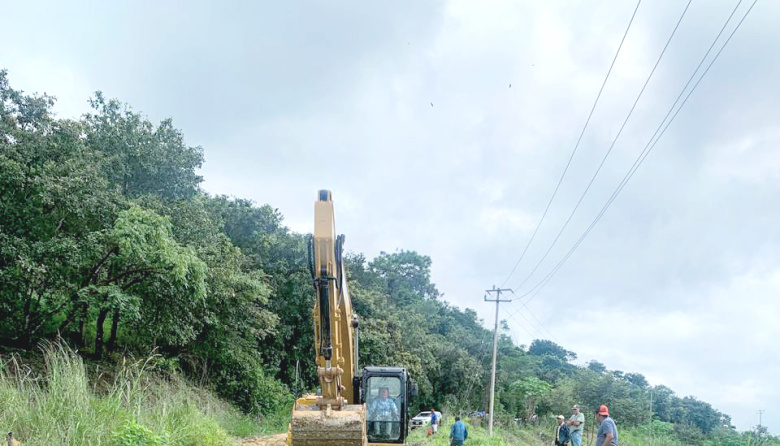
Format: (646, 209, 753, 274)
(595, 405, 618, 446)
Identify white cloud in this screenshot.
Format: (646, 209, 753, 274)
(535, 262, 780, 431)
(707, 128, 780, 183)
(479, 207, 535, 236)
(2, 58, 92, 119)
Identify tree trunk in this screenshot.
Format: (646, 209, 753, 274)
(21, 292, 33, 348)
(77, 302, 90, 347)
(58, 308, 77, 338)
(107, 309, 120, 351)
(22, 293, 32, 333)
(94, 308, 109, 359)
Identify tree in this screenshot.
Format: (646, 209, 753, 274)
(535, 354, 576, 384)
(206, 196, 315, 388)
(507, 376, 552, 420)
(64, 205, 208, 357)
(528, 339, 577, 361)
(625, 372, 649, 389)
(369, 250, 440, 304)
(681, 396, 721, 434)
(651, 385, 679, 422)
(588, 360, 607, 374)
(539, 378, 576, 417)
(0, 71, 124, 347)
(84, 92, 204, 199)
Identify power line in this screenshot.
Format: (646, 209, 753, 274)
(499, 0, 643, 288)
(506, 297, 560, 343)
(511, 0, 693, 292)
(508, 302, 549, 339)
(502, 302, 544, 341)
(519, 0, 758, 300)
(513, 0, 759, 301)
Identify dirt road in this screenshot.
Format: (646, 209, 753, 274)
(239, 433, 287, 446)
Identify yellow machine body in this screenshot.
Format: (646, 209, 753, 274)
(288, 190, 365, 446)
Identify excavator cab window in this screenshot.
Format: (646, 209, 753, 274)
(366, 376, 402, 442)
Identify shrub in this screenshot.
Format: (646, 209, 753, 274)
(206, 346, 292, 415)
(110, 419, 167, 446)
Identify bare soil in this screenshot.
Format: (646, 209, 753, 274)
(239, 433, 287, 446)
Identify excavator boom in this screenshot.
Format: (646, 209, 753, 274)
(289, 190, 365, 446)
(311, 190, 357, 406)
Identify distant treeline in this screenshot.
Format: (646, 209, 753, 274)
(0, 69, 743, 443)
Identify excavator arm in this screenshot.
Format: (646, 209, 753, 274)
(288, 190, 366, 446)
(310, 189, 358, 407)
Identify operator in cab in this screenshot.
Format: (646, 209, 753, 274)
(369, 387, 400, 439)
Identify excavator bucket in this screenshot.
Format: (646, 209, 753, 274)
(290, 402, 366, 446)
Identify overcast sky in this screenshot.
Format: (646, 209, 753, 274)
(3, 0, 778, 433)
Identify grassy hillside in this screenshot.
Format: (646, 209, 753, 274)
(0, 342, 286, 446)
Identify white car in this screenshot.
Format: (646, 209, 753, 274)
(410, 411, 442, 430)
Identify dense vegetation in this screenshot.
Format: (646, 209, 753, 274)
(0, 69, 774, 446)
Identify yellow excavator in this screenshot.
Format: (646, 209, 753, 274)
(286, 190, 417, 446)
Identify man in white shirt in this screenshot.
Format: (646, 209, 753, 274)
(568, 404, 585, 446)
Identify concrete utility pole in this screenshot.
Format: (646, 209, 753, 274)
(485, 285, 512, 436)
(758, 409, 765, 427)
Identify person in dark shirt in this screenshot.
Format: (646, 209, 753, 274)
(596, 405, 618, 446)
(450, 416, 468, 446)
(555, 415, 571, 446)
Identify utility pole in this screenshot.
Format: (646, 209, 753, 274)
(485, 285, 512, 436)
(758, 409, 764, 427)
(649, 389, 654, 446)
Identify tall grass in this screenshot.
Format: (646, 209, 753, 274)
(407, 413, 779, 446)
(0, 341, 271, 445)
(403, 416, 683, 446)
(620, 422, 685, 446)
(407, 418, 517, 446)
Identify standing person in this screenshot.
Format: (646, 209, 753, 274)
(568, 404, 585, 446)
(555, 415, 571, 446)
(430, 408, 439, 435)
(450, 416, 469, 446)
(595, 405, 618, 446)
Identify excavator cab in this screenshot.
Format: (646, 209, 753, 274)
(362, 367, 412, 444)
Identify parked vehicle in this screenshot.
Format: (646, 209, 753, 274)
(410, 411, 442, 430)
